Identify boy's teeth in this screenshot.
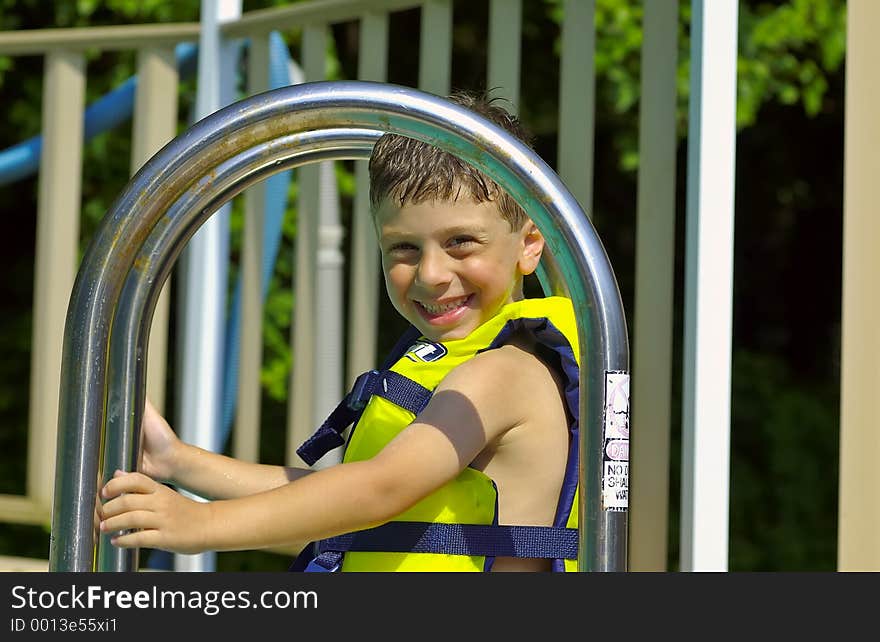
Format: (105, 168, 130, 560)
(421, 298, 466, 314)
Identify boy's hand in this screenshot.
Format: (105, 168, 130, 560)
(99, 470, 211, 555)
(140, 399, 180, 482)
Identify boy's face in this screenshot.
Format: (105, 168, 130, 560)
(375, 198, 544, 342)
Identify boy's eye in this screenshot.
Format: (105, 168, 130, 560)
(447, 236, 476, 248)
(386, 242, 418, 254)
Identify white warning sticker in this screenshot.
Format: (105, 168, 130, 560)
(604, 372, 630, 441)
(602, 371, 630, 510)
(603, 461, 629, 508)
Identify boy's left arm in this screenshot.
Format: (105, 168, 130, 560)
(98, 345, 545, 554)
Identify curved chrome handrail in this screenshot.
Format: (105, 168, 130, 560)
(49, 81, 629, 572)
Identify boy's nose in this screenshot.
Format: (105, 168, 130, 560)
(414, 248, 452, 289)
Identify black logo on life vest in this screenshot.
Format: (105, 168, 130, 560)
(404, 339, 448, 362)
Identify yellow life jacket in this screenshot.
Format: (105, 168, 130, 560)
(294, 296, 581, 572)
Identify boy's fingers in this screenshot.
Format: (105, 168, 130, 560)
(100, 509, 155, 535)
(101, 471, 155, 499)
(110, 530, 157, 550)
(99, 491, 155, 520)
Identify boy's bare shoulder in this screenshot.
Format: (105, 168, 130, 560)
(434, 331, 564, 431)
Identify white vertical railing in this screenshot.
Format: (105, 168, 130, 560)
(131, 46, 179, 418)
(175, 0, 242, 573)
(487, 0, 522, 109)
(313, 167, 346, 466)
(298, 20, 348, 470)
(557, 0, 595, 216)
(630, 0, 679, 572)
(680, 0, 738, 572)
(838, 0, 880, 572)
(236, 33, 271, 464)
(288, 24, 325, 466)
(347, 10, 389, 385)
(419, 0, 452, 95)
(28, 50, 86, 517)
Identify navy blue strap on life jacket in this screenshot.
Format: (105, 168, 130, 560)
(295, 325, 424, 466)
(296, 369, 433, 466)
(313, 521, 578, 560)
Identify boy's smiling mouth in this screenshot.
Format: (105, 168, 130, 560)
(414, 294, 472, 323)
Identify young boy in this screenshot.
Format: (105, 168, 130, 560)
(99, 92, 581, 572)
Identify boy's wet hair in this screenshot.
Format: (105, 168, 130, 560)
(368, 90, 534, 230)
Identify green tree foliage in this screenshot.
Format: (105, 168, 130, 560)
(729, 350, 839, 571)
(739, 0, 846, 122)
(544, 0, 846, 170)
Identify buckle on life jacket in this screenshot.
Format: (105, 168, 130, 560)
(346, 369, 380, 411)
(303, 558, 341, 572)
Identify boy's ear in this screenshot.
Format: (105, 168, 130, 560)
(518, 221, 544, 276)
